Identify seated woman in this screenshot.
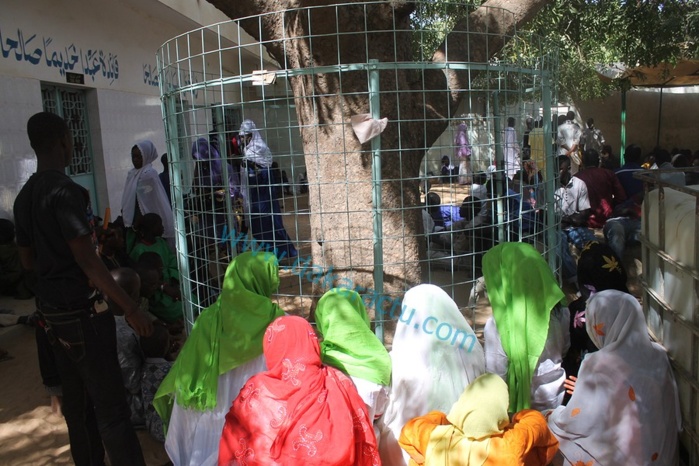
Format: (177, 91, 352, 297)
(376, 284, 485, 466)
(547, 290, 681, 465)
(314, 288, 392, 433)
(562, 241, 629, 380)
(219, 315, 379, 466)
(154, 252, 284, 466)
(482, 242, 570, 412)
(399, 373, 559, 465)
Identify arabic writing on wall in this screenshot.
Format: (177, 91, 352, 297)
(144, 63, 200, 98)
(1, 27, 119, 84)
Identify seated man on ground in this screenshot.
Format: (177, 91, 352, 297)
(425, 192, 465, 230)
(447, 196, 495, 265)
(655, 148, 686, 186)
(615, 144, 644, 199)
(603, 192, 643, 260)
(574, 149, 627, 229)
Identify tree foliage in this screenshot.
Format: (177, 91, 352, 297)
(413, 0, 699, 101)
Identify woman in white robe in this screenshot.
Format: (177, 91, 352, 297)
(376, 283, 485, 466)
(121, 140, 175, 248)
(547, 290, 681, 466)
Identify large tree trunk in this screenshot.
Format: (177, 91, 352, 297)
(207, 0, 552, 307)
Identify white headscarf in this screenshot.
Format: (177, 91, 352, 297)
(548, 290, 681, 465)
(377, 284, 485, 466)
(120, 140, 175, 239)
(239, 119, 273, 168)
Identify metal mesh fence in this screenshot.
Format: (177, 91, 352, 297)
(637, 169, 699, 464)
(157, 1, 561, 341)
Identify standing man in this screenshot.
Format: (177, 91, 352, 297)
(554, 156, 595, 283)
(557, 111, 582, 174)
(14, 112, 152, 466)
(580, 117, 605, 154)
(503, 116, 521, 181)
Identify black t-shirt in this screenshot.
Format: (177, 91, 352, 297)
(14, 170, 96, 309)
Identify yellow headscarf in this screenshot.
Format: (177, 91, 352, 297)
(425, 374, 510, 466)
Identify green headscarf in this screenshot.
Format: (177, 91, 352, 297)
(153, 251, 284, 428)
(482, 242, 564, 412)
(314, 288, 392, 386)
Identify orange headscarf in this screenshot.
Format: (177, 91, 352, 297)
(219, 316, 380, 466)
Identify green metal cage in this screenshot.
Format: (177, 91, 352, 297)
(156, 1, 561, 342)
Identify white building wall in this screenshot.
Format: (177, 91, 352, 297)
(0, 0, 261, 220)
(0, 76, 42, 219)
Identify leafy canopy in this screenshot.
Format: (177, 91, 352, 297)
(412, 0, 699, 101)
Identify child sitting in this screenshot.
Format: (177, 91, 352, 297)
(440, 155, 458, 183)
(130, 215, 183, 326)
(135, 253, 184, 332)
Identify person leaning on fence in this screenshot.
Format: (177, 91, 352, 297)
(154, 251, 283, 466)
(546, 290, 681, 465)
(399, 373, 559, 466)
(376, 283, 485, 466)
(219, 315, 380, 466)
(314, 288, 392, 438)
(482, 242, 570, 413)
(13, 111, 152, 466)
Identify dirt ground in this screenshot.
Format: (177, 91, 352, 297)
(0, 181, 642, 465)
(0, 297, 171, 465)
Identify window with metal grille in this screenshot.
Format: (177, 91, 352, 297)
(40, 85, 94, 176)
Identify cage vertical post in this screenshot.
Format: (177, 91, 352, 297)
(369, 59, 384, 342)
(162, 94, 196, 331)
(620, 89, 627, 165)
(542, 72, 557, 274)
(492, 91, 506, 245)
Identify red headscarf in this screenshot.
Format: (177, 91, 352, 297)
(219, 316, 380, 466)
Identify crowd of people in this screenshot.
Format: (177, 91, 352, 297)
(0, 110, 694, 465)
(425, 111, 699, 280)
